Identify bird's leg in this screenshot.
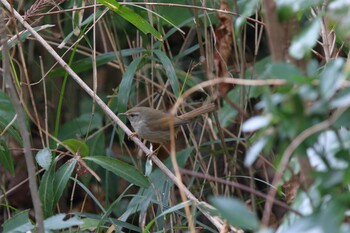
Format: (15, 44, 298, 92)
(146, 143, 155, 158)
(128, 132, 138, 140)
(146, 143, 161, 158)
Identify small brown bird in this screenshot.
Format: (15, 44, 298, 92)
(120, 103, 216, 144)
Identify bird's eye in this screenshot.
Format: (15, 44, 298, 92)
(129, 113, 138, 117)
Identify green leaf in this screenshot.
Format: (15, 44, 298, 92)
(209, 196, 260, 230)
(84, 156, 150, 188)
(60, 139, 89, 157)
(121, 148, 193, 226)
(154, 50, 180, 97)
(117, 57, 143, 114)
(144, 200, 193, 232)
(261, 62, 308, 84)
(0, 91, 22, 144)
(53, 159, 78, 206)
(0, 140, 14, 175)
(4, 25, 55, 51)
(39, 163, 55, 217)
(276, 0, 323, 13)
(2, 210, 34, 233)
(320, 58, 345, 100)
(235, 0, 260, 30)
(58, 113, 102, 141)
(97, 0, 162, 40)
(289, 18, 321, 59)
(58, 8, 105, 48)
(35, 148, 52, 170)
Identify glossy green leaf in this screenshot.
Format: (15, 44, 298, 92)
(39, 163, 55, 217)
(289, 18, 321, 59)
(117, 57, 143, 115)
(97, 0, 162, 40)
(53, 159, 78, 206)
(2, 210, 33, 233)
(154, 50, 180, 97)
(35, 148, 52, 170)
(209, 196, 260, 230)
(60, 139, 89, 157)
(84, 156, 150, 188)
(0, 140, 14, 175)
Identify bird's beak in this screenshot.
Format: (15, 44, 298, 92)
(118, 112, 127, 116)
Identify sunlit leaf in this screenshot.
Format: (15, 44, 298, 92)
(84, 156, 150, 188)
(242, 115, 272, 132)
(320, 58, 345, 100)
(60, 139, 89, 157)
(289, 18, 321, 59)
(245, 137, 268, 167)
(97, 0, 162, 40)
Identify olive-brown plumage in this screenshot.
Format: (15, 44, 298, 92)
(120, 103, 216, 143)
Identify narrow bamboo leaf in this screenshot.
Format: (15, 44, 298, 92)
(59, 8, 105, 48)
(0, 139, 14, 175)
(154, 50, 180, 97)
(97, 0, 162, 40)
(209, 196, 260, 230)
(117, 57, 143, 114)
(1, 25, 54, 51)
(60, 139, 89, 157)
(53, 159, 78, 205)
(84, 156, 150, 188)
(39, 164, 55, 217)
(144, 200, 193, 232)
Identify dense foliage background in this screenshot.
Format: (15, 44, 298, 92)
(1, 0, 350, 232)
